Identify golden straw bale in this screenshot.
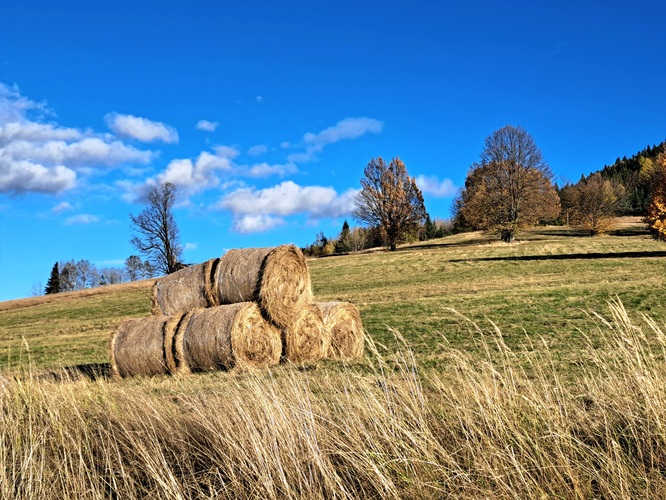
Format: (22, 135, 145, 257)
(283, 303, 328, 363)
(182, 303, 281, 371)
(110, 316, 170, 378)
(317, 302, 365, 360)
(215, 245, 313, 328)
(151, 259, 219, 316)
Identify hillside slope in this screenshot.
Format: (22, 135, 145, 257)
(1, 218, 665, 372)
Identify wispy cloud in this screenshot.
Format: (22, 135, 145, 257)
(415, 175, 457, 197)
(105, 112, 179, 143)
(195, 119, 219, 132)
(288, 117, 383, 163)
(64, 213, 99, 225)
(247, 144, 268, 156)
(52, 201, 73, 213)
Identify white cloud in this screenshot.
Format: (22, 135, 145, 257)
(304, 117, 384, 148)
(52, 201, 73, 213)
(280, 141, 291, 149)
(232, 215, 284, 234)
(0, 84, 157, 195)
(195, 120, 219, 132)
(415, 175, 457, 197)
(184, 242, 198, 251)
(247, 144, 268, 156)
(218, 181, 357, 219)
(256, 96, 263, 103)
(248, 162, 297, 178)
(0, 160, 76, 194)
(64, 213, 99, 225)
(105, 112, 179, 143)
(289, 117, 384, 163)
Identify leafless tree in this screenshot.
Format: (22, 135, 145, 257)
(353, 157, 427, 251)
(129, 183, 183, 275)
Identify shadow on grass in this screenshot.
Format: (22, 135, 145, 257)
(35, 363, 112, 382)
(450, 250, 666, 263)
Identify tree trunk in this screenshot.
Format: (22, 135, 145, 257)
(500, 229, 514, 243)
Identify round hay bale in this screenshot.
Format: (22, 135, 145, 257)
(110, 316, 169, 378)
(151, 259, 219, 316)
(163, 311, 194, 375)
(182, 303, 281, 371)
(216, 245, 313, 328)
(283, 304, 328, 363)
(317, 302, 365, 360)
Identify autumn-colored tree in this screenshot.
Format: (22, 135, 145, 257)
(645, 153, 666, 241)
(560, 174, 625, 235)
(353, 157, 426, 251)
(457, 126, 560, 242)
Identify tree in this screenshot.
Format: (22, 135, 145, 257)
(645, 153, 666, 241)
(335, 220, 351, 253)
(44, 262, 60, 294)
(59, 260, 77, 292)
(353, 157, 427, 251)
(129, 182, 183, 275)
(457, 126, 560, 242)
(124, 255, 144, 281)
(560, 174, 625, 235)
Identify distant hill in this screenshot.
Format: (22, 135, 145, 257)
(587, 140, 666, 215)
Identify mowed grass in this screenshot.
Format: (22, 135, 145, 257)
(1, 218, 665, 373)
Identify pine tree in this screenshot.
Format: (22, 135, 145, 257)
(45, 262, 60, 294)
(335, 220, 351, 253)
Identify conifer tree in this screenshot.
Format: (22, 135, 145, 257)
(44, 262, 60, 294)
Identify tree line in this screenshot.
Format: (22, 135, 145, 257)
(44, 256, 155, 295)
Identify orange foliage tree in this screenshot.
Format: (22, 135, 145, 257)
(353, 157, 426, 251)
(456, 126, 560, 242)
(645, 153, 666, 241)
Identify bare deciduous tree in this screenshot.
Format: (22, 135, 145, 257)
(353, 157, 426, 251)
(457, 126, 560, 242)
(129, 183, 183, 275)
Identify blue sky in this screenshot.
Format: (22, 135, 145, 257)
(1, 1, 665, 301)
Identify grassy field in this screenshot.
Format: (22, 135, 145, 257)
(2, 218, 666, 498)
(2, 217, 664, 373)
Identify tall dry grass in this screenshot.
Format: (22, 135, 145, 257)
(2, 300, 666, 498)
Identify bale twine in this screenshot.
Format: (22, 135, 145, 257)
(283, 303, 328, 363)
(151, 258, 220, 316)
(110, 316, 170, 378)
(181, 303, 282, 371)
(317, 302, 365, 360)
(215, 245, 313, 328)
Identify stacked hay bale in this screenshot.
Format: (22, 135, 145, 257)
(110, 244, 364, 378)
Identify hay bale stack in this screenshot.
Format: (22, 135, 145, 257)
(215, 245, 313, 328)
(151, 258, 220, 315)
(317, 302, 365, 360)
(163, 311, 194, 375)
(283, 303, 328, 363)
(180, 303, 282, 371)
(110, 316, 170, 378)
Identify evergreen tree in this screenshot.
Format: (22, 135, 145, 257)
(335, 220, 351, 253)
(44, 262, 60, 294)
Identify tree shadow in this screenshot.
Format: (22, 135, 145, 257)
(35, 363, 112, 382)
(449, 250, 666, 263)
